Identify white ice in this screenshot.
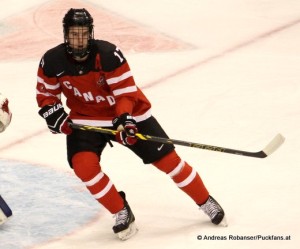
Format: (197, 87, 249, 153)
(0, 1, 299, 249)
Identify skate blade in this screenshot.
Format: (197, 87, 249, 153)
(117, 222, 138, 241)
(0, 210, 9, 225)
(218, 216, 228, 227)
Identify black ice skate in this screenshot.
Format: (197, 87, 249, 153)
(199, 195, 227, 226)
(113, 191, 138, 240)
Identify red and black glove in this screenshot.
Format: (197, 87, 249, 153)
(112, 113, 137, 146)
(38, 103, 72, 134)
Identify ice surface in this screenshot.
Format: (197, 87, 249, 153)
(0, 1, 299, 248)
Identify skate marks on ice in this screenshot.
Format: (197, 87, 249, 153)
(0, 159, 100, 249)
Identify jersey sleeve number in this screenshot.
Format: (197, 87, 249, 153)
(113, 47, 125, 63)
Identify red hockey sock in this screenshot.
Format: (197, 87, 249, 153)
(72, 151, 124, 214)
(153, 151, 209, 204)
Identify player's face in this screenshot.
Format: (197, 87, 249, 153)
(67, 26, 90, 51)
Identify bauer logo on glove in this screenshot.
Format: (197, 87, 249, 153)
(38, 103, 72, 135)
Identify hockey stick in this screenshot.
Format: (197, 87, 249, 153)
(69, 123, 285, 158)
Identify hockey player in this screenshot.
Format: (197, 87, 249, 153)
(36, 8, 227, 240)
(0, 92, 13, 225)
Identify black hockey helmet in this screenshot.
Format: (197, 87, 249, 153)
(63, 8, 94, 58)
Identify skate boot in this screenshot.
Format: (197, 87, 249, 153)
(113, 191, 138, 240)
(199, 195, 227, 226)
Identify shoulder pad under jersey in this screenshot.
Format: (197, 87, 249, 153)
(92, 40, 127, 72)
(40, 44, 67, 77)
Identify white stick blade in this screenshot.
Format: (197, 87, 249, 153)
(262, 133, 285, 156)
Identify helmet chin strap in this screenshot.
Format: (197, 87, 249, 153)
(65, 43, 90, 60)
(73, 54, 89, 62)
(72, 48, 89, 58)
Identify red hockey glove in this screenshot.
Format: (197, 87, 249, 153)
(115, 131, 137, 146)
(38, 103, 72, 135)
(112, 113, 137, 146)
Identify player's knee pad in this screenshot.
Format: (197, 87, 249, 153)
(72, 151, 101, 182)
(153, 150, 194, 185)
(153, 150, 182, 174)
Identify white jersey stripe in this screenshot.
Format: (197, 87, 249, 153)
(71, 109, 152, 127)
(106, 71, 132, 85)
(37, 76, 60, 90)
(36, 89, 61, 99)
(113, 86, 137, 96)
